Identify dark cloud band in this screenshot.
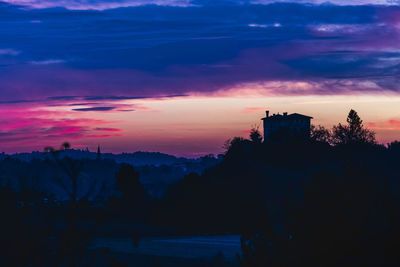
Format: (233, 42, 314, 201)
(0, 2, 399, 102)
(72, 107, 116, 111)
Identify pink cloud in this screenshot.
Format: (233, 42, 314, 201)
(0, 104, 123, 153)
(388, 120, 400, 126)
(367, 119, 400, 130)
(367, 119, 400, 144)
(85, 134, 124, 138)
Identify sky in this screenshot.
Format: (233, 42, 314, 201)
(0, 0, 400, 156)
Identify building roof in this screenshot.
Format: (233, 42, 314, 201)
(261, 112, 313, 121)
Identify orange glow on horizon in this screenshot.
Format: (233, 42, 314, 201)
(1, 91, 400, 157)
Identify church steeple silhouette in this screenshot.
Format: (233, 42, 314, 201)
(97, 145, 101, 160)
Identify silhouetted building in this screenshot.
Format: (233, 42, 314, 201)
(261, 110, 313, 140)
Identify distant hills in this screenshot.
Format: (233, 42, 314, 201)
(0, 149, 220, 167)
(0, 149, 223, 199)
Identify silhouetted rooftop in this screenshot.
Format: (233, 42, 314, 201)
(261, 112, 313, 121)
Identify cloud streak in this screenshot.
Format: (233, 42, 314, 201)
(0, 0, 192, 10)
(368, 119, 400, 130)
(0, 48, 20, 56)
(72, 106, 116, 112)
(94, 127, 122, 132)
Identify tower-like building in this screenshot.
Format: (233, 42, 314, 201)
(261, 110, 313, 140)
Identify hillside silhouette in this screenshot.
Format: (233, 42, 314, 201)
(1, 109, 400, 266)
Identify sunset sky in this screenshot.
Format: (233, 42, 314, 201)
(1, 0, 400, 156)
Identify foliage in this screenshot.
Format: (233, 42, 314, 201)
(113, 164, 150, 220)
(310, 124, 331, 144)
(388, 140, 400, 152)
(332, 109, 376, 145)
(249, 127, 263, 144)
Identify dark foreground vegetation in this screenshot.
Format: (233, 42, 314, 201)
(1, 109, 400, 266)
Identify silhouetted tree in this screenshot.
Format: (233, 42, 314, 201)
(250, 127, 263, 144)
(332, 109, 375, 145)
(44, 143, 92, 266)
(45, 142, 84, 206)
(388, 140, 400, 151)
(223, 137, 244, 152)
(115, 164, 147, 204)
(310, 124, 331, 144)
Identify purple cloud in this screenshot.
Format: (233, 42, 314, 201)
(1, 0, 397, 11)
(0, 2, 399, 103)
(72, 106, 116, 111)
(0, 0, 192, 10)
(94, 127, 122, 132)
(0, 48, 20, 56)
